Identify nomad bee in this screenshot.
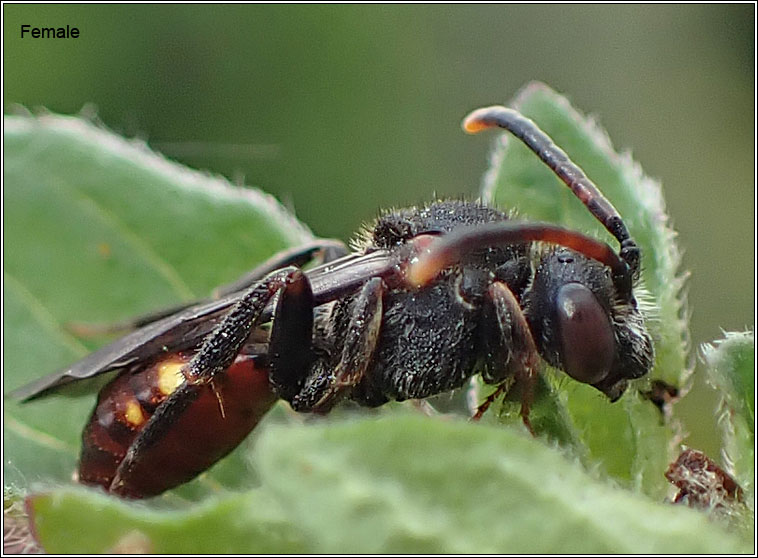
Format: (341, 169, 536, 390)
(11, 106, 654, 498)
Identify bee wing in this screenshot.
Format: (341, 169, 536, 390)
(9, 248, 396, 402)
(7, 295, 240, 401)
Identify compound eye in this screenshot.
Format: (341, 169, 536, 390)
(556, 283, 615, 385)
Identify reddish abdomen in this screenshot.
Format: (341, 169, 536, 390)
(78, 352, 277, 498)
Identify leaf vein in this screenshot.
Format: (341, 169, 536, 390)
(4, 414, 78, 455)
(62, 182, 196, 300)
(3, 271, 89, 357)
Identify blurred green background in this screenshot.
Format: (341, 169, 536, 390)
(3, 5, 754, 453)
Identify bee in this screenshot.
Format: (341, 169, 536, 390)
(10, 106, 653, 498)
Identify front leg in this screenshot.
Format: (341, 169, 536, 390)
(476, 281, 540, 432)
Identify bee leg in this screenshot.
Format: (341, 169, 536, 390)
(314, 277, 384, 410)
(477, 281, 539, 433)
(109, 267, 299, 496)
(288, 277, 384, 412)
(268, 269, 318, 402)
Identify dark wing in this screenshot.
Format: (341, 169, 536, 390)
(8, 294, 241, 401)
(9, 249, 396, 402)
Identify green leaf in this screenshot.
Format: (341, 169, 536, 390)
(3, 112, 312, 497)
(703, 331, 755, 501)
(28, 416, 747, 553)
(478, 83, 688, 497)
(7, 99, 737, 554)
(27, 489, 306, 554)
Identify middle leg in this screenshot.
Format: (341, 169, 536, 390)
(269, 276, 385, 413)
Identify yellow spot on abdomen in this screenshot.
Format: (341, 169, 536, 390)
(157, 360, 187, 396)
(124, 399, 146, 427)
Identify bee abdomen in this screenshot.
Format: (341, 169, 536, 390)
(78, 351, 278, 498)
(78, 353, 191, 490)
